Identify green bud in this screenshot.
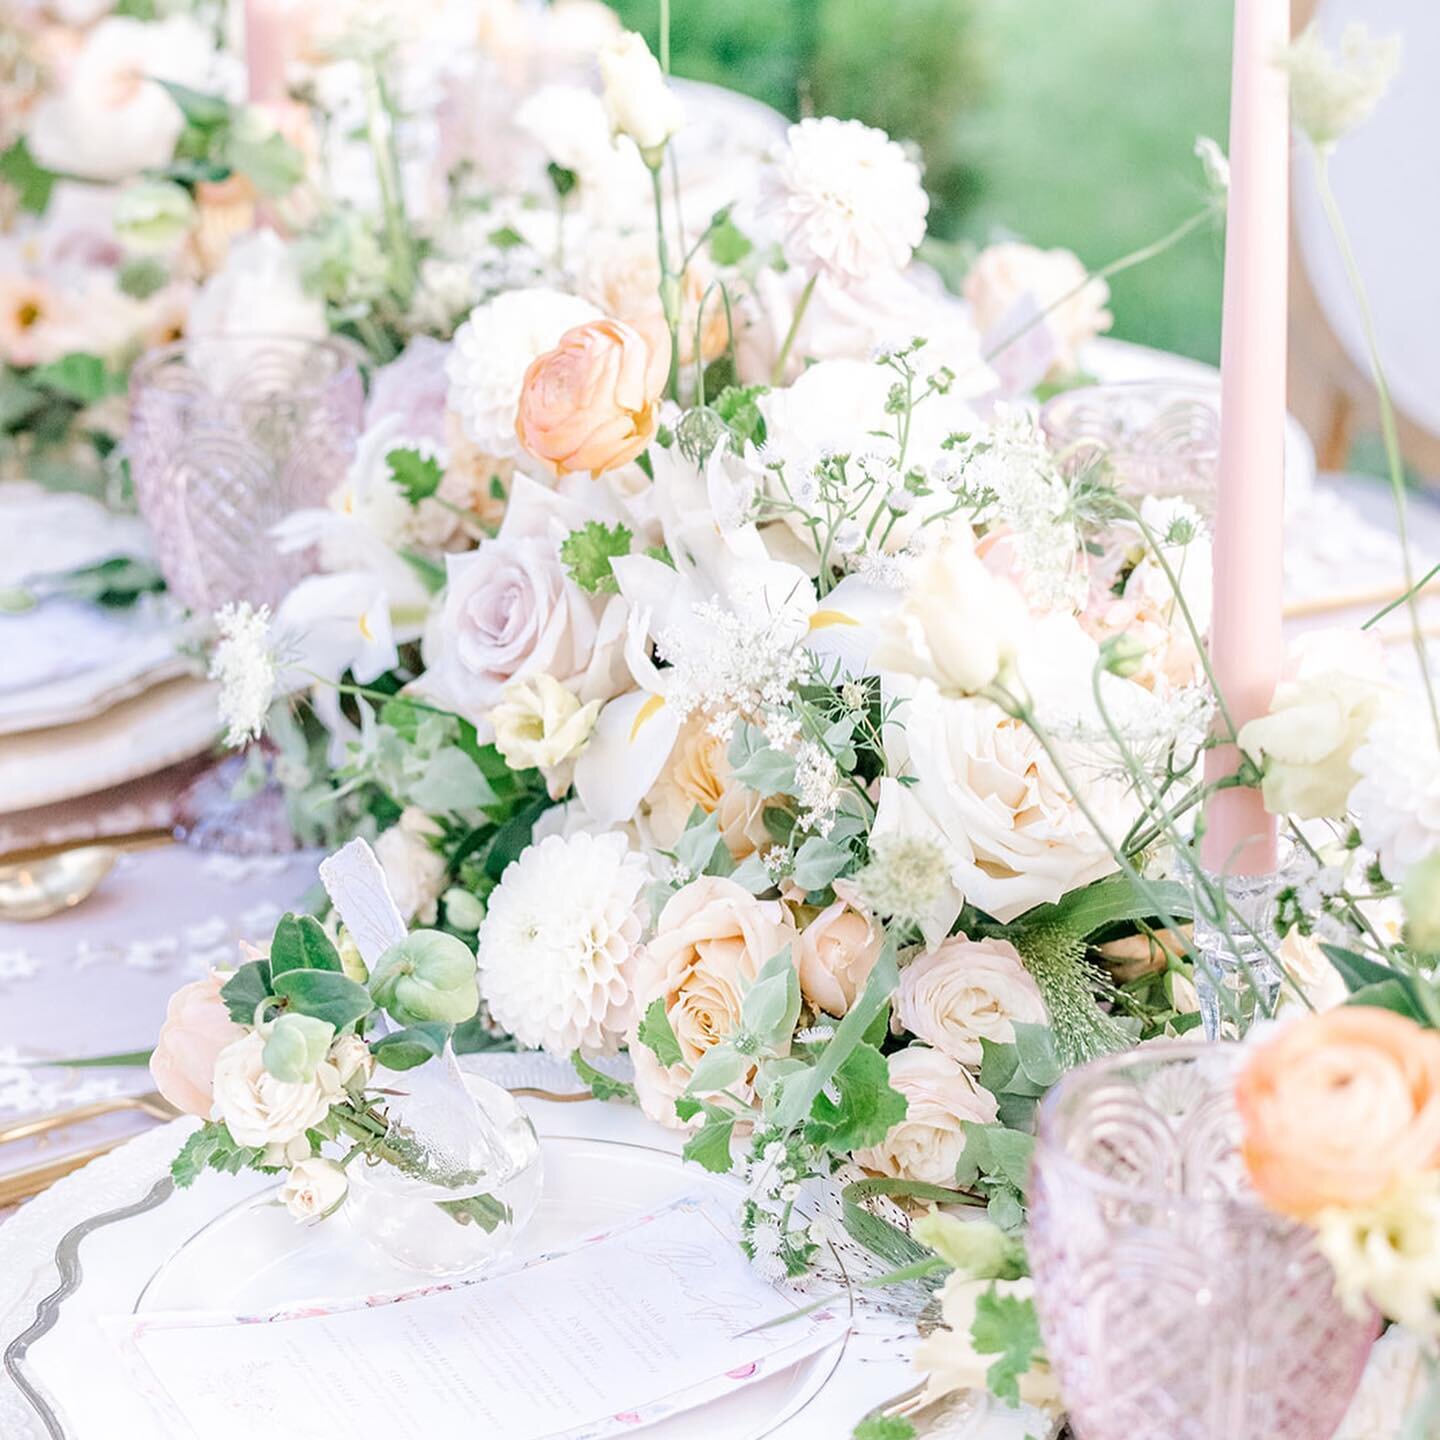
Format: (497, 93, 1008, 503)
(912, 1210, 1026, 1281)
(262, 1013, 336, 1083)
(114, 181, 195, 251)
(369, 930, 479, 1026)
(1099, 632, 1149, 679)
(442, 888, 485, 933)
(1404, 851, 1440, 953)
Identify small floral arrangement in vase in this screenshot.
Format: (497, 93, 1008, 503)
(149, 839, 542, 1276)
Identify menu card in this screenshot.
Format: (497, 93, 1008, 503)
(109, 1196, 848, 1440)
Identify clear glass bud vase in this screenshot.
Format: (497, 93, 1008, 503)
(344, 1030, 543, 1279)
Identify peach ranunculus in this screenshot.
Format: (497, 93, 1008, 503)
(149, 971, 246, 1118)
(643, 715, 773, 861)
(1236, 1008, 1440, 1220)
(853, 1045, 998, 1187)
(796, 900, 884, 1018)
(515, 317, 670, 478)
(626, 876, 799, 1127)
(895, 935, 1048, 1068)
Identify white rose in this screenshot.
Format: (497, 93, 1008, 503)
(598, 31, 684, 157)
(1275, 928, 1347, 1013)
(329, 1033, 375, 1087)
(853, 1045, 998, 1186)
(899, 687, 1128, 923)
(1238, 629, 1387, 820)
(211, 1034, 341, 1148)
(515, 85, 650, 221)
(489, 673, 601, 779)
(280, 1157, 348, 1222)
(26, 17, 214, 183)
(895, 935, 1048, 1067)
(373, 807, 447, 924)
(874, 531, 1028, 695)
(963, 242, 1112, 378)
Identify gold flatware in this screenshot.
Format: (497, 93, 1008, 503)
(0, 1139, 127, 1208)
(1284, 579, 1440, 621)
(0, 829, 172, 922)
(506, 1087, 594, 1104)
(0, 1090, 178, 1147)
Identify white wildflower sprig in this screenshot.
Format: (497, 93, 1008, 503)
(1280, 23, 1401, 152)
(209, 602, 278, 749)
(738, 1126, 821, 1280)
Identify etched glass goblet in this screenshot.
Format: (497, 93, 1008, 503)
(129, 335, 364, 612)
(1027, 1043, 1376, 1440)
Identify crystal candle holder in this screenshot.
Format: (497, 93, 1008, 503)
(1028, 1043, 1376, 1440)
(129, 335, 364, 612)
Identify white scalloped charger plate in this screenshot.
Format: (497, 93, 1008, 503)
(8, 1132, 849, 1440)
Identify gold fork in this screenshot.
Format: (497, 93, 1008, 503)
(0, 1090, 179, 1147)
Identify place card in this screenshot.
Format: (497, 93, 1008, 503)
(108, 1195, 848, 1439)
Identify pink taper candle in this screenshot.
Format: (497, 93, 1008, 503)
(244, 0, 288, 104)
(1203, 0, 1290, 876)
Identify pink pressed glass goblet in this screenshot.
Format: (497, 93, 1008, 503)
(1027, 1043, 1376, 1440)
(129, 335, 363, 612)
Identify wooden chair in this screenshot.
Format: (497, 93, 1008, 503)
(1288, 0, 1440, 479)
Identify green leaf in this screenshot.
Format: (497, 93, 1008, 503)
(708, 213, 753, 265)
(272, 969, 374, 1030)
(0, 139, 55, 213)
(804, 1041, 907, 1153)
(546, 162, 578, 198)
(1345, 978, 1427, 1023)
(674, 1096, 702, 1122)
(268, 912, 343, 977)
(488, 224, 526, 249)
(682, 1110, 737, 1173)
(727, 723, 797, 795)
(0, 371, 44, 431)
(570, 1052, 638, 1104)
(711, 384, 768, 449)
(171, 1121, 268, 1188)
(853, 1418, 916, 1440)
(790, 835, 851, 892)
(769, 936, 898, 1130)
(1011, 1022, 1062, 1088)
(370, 1021, 451, 1071)
(226, 128, 305, 196)
(30, 353, 109, 405)
(560, 521, 633, 594)
(400, 549, 447, 594)
(740, 946, 801, 1050)
(387, 446, 444, 505)
(970, 1285, 1042, 1406)
(638, 997, 683, 1067)
(1016, 875, 1191, 937)
(219, 959, 273, 1025)
(1322, 943, 1414, 996)
(157, 79, 232, 128)
(673, 808, 730, 879)
(686, 1042, 749, 1095)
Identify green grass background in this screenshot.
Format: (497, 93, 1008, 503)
(605, 0, 1233, 363)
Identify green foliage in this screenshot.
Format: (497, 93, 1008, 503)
(977, 1025, 1061, 1130)
(560, 521, 634, 594)
(970, 1285, 1043, 1406)
(220, 959, 273, 1025)
(272, 969, 375, 1031)
(637, 997, 683, 1067)
(268, 912, 343, 977)
(708, 213, 753, 265)
(803, 1041, 906, 1153)
(682, 1108, 738, 1172)
(954, 1123, 1035, 1231)
(30, 354, 111, 405)
(711, 384, 768, 450)
(728, 723, 797, 794)
(912, 1209, 1027, 1280)
(171, 1122, 270, 1188)
(0, 139, 55, 213)
(387, 447, 444, 505)
(371, 1021, 452, 1071)
(571, 1052, 639, 1104)
(853, 1419, 916, 1440)
(1011, 925, 1130, 1069)
(790, 835, 851, 893)
(672, 808, 734, 879)
(1015, 875, 1190, 939)
(42, 556, 165, 608)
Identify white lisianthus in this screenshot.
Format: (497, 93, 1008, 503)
(872, 531, 1027, 696)
(597, 31, 684, 160)
(1238, 629, 1387, 820)
(373, 808, 447, 924)
(1281, 23, 1402, 152)
(280, 1157, 349, 1222)
(758, 117, 928, 285)
(329, 1033, 374, 1087)
(894, 935, 1048, 1068)
(113, 180, 197, 251)
(489, 674, 601, 775)
(211, 1033, 341, 1148)
(445, 288, 601, 459)
(26, 17, 214, 183)
(209, 602, 277, 749)
(478, 831, 648, 1056)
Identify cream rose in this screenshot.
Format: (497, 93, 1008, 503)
(627, 876, 799, 1126)
(795, 900, 884, 1017)
(211, 1033, 342, 1148)
(490, 673, 601, 779)
(598, 30, 684, 157)
(853, 1045, 998, 1186)
(900, 687, 1127, 923)
(516, 318, 670, 479)
(1238, 630, 1387, 820)
(895, 935, 1048, 1067)
(643, 715, 773, 861)
(280, 1157, 348, 1222)
(874, 531, 1028, 696)
(373, 808, 447, 925)
(149, 971, 246, 1118)
(329, 1033, 375, 1087)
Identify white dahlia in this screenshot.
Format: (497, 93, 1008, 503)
(1349, 705, 1440, 882)
(478, 831, 648, 1056)
(758, 117, 929, 286)
(445, 288, 600, 460)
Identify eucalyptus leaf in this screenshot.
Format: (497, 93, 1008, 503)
(370, 1021, 451, 1071)
(790, 835, 851, 892)
(272, 969, 373, 1030)
(685, 1042, 748, 1096)
(268, 912, 342, 977)
(220, 959, 272, 1025)
(740, 946, 801, 1050)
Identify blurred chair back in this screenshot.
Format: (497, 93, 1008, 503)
(1289, 0, 1440, 478)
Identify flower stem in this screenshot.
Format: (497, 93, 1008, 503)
(771, 273, 817, 386)
(362, 60, 416, 307)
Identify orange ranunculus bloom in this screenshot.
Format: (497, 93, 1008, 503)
(515, 318, 670, 478)
(1236, 1006, 1440, 1220)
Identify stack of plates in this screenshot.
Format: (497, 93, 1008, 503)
(0, 487, 219, 819)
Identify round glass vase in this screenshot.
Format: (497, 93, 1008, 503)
(1027, 1043, 1376, 1440)
(343, 1041, 543, 1280)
